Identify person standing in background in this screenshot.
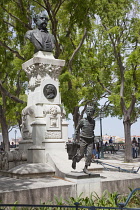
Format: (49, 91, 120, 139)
(109, 137, 113, 144)
(132, 137, 138, 158)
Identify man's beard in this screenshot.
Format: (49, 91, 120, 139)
(41, 22, 47, 29)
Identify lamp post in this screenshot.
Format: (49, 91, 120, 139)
(15, 130, 17, 148)
(99, 110, 105, 158)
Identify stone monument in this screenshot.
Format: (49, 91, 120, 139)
(0, 11, 101, 199)
(17, 11, 100, 184)
(19, 11, 68, 175)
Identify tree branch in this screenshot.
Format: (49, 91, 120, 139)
(32, 0, 47, 10)
(120, 97, 126, 113)
(102, 24, 125, 102)
(1, 6, 31, 30)
(0, 81, 25, 104)
(128, 95, 136, 116)
(54, 0, 66, 16)
(97, 75, 112, 94)
(0, 41, 25, 60)
(43, 0, 53, 21)
(18, 0, 26, 14)
(3, 20, 15, 28)
(68, 28, 87, 73)
(132, 63, 138, 92)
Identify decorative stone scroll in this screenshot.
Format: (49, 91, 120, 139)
(39, 63, 62, 80)
(24, 63, 63, 90)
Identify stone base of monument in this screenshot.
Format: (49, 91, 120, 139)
(65, 172, 101, 198)
(16, 51, 102, 181)
(6, 163, 55, 179)
(43, 140, 70, 178)
(28, 146, 46, 163)
(4, 143, 102, 180)
(43, 142, 103, 179)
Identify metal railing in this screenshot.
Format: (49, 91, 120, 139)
(93, 159, 140, 173)
(0, 188, 139, 210)
(115, 188, 140, 209)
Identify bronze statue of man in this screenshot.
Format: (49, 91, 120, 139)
(25, 11, 55, 53)
(72, 106, 95, 174)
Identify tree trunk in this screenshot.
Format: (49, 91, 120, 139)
(72, 106, 80, 141)
(72, 106, 80, 129)
(0, 105, 10, 151)
(123, 116, 132, 162)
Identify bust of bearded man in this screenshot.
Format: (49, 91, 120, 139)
(25, 11, 55, 53)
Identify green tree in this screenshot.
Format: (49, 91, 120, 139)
(0, 0, 101, 150)
(93, 0, 140, 162)
(0, 0, 31, 150)
(58, 0, 104, 127)
(1, 0, 139, 163)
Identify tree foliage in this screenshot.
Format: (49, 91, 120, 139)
(0, 0, 140, 161)
(92, 0, 140, 161)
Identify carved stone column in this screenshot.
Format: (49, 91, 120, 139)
(20, 51, 68, 164)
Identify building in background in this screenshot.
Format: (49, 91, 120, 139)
(102, 135, 125, 143)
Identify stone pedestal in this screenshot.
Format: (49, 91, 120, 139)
(20, 51, 68, 168)
(62, 120, 69, 140)
(31, 119, 46, 146)
(65, 172, 101, 197)
(27, 119, 46, 163)
(28, 146, 45, 163)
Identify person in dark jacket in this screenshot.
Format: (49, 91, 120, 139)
(132, 137, 138, 158)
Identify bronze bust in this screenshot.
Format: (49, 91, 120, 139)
(25, 11, 55, 53)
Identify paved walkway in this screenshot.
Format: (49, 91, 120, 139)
(0, 150, 139, 195)
(91, 150, 140, 173)
(87, 151, 140, 184)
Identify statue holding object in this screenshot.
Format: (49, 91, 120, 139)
(72, 106, 95, 174)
